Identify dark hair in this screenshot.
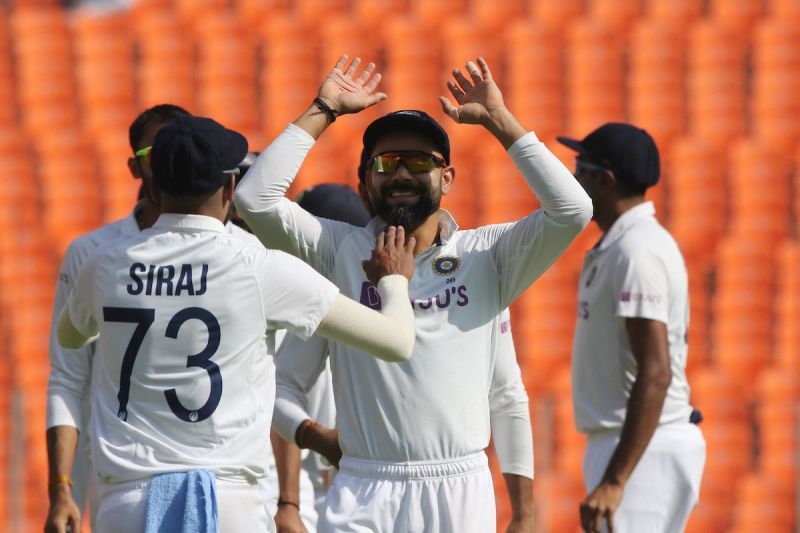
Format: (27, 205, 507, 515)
(615, 175, 648, 198)
(128, 104, 191, 151)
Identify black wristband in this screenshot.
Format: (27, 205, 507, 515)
(313, 97, 338, 123)
(277, 498, 300, 510)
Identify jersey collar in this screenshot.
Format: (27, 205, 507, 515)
(152, 213, 227, 233)
(366, 209, 460, 244)
(594, 201, 655, 253)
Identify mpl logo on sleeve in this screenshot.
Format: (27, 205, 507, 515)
(432, 255, 461, 276)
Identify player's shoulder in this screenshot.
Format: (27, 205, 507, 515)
(64, 216, 136, 265)
(616, 217, 682, 261)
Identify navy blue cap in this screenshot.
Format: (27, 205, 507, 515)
(152, 115, 248, 197)
(557, 123, 660, 189)
(358, 110, 450, 183)
(297, 183, 371, 227)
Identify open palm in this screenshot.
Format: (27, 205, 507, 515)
(439, 57, 506, 125)
(318, 55, 387, 115)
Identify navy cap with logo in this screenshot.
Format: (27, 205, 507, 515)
(152, 115, 248, 197)
(557, 123, 660, 189)
(297, 183, 371, 227)
(358, 110, 450, 183)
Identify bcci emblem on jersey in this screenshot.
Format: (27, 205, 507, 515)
(432, 255, 461, 276)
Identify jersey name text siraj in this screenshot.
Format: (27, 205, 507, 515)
(127, 263, 209, 296)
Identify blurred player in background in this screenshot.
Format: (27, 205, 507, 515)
(236, 55, 592, 532)
(45, 103, 190, 532)
(269, 184, 371, 533)
(559, 124, 706, 533)
(52, 115, 418, 532)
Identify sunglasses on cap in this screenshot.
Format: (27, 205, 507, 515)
(574, 159, 613, 177)
(370, 151, 446, 175)
(135, 145, 240, 176)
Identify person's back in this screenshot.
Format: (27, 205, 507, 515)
(84, 218, 308, 481)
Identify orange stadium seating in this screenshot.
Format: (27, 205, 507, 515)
(1, 1, 797, 531)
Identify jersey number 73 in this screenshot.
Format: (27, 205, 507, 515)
(102, 306, 223, 424)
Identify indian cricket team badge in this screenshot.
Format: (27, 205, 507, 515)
(585, 265, 597, 288)
(432, 255, 461, 275)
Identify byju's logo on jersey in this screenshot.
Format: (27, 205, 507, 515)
(432, 255, 461, 276)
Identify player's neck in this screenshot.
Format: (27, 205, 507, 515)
(409, 213, 441, 256)
(136, 199, 162, 230)
(597, 196, 646, 233)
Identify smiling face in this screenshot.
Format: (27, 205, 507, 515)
(364, 131, 455, 231)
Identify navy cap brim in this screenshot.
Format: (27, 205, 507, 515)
(556, 136, 587, 154)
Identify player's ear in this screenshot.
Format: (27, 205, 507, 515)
(148, 180, 161, 207)
(128, 157, 141, 179)
(222, 175, 236, 203)
(440, 166, 456, 196)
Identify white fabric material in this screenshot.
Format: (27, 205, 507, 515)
(95, 476, 275, 533)
(64, 213, 339, 483)
(321, 453, 495, 533)
(318, 276, 414, 363)
(583, 423, 706, 533)
(237, 124, 590, 475)
(46, 211, 263, 517)
(572, 202, 694, 434)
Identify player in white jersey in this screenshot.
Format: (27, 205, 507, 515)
(235, 56, 592, 532)
(52, 115, 418, 532)
(45, 104, 191, 532)
(558, 124, 706, 532)
(268, 184, 372, 533)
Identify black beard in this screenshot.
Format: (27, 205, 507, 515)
(372, 184, 440, 231)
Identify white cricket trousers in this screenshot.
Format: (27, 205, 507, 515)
(93, 476, 275, 532)
(583, 422, 706, 533)
(320, 452, 496, 533)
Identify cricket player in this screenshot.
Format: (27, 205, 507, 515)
(52, 115, 417, 532)
(558, 123, 706, 532)
(235, 56, 592, 531)
(45, 104, 190, 531)
(268, 184, 371, 532)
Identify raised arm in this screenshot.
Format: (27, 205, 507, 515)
(440, 57, 592, 308)
(234, 55, 386, 273)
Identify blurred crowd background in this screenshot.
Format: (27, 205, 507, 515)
(0, 0, 798, 531)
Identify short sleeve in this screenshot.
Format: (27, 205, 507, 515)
(613, 248, 669, 324)
(258, 250, 339, 339)
(66, 251, 103, 339)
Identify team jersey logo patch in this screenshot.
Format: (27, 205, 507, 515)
(432, 255, 461, 275)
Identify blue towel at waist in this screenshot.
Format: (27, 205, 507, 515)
(144, 470, 219, 533)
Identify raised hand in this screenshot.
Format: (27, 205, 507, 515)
(317, 55, 388, 116)
(439, 57, 507, 126)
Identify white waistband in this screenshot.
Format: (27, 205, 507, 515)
(339, 452, 488, 481)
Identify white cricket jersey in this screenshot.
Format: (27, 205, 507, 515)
(48, 210, 141, 430)
(237, 124, 592, 467)
(572, 202, 693, 434)
(64, 213, 338, 483)
(47, 209, 263, 430)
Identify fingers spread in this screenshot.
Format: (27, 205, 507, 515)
(466, 60, 483, 84)
(405, 236, 416, 254)
(438, 96, 460, 122)
(477, 57, 493, 80)
(356, 62, 375, 84)
(364, 73, 383, 93)
(334, 54, 349, 71)
(376, 230, 385, 250)
(345, 56, 362, 77)
(451, 68, 474, 93)
(447, 80, 466, 103)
